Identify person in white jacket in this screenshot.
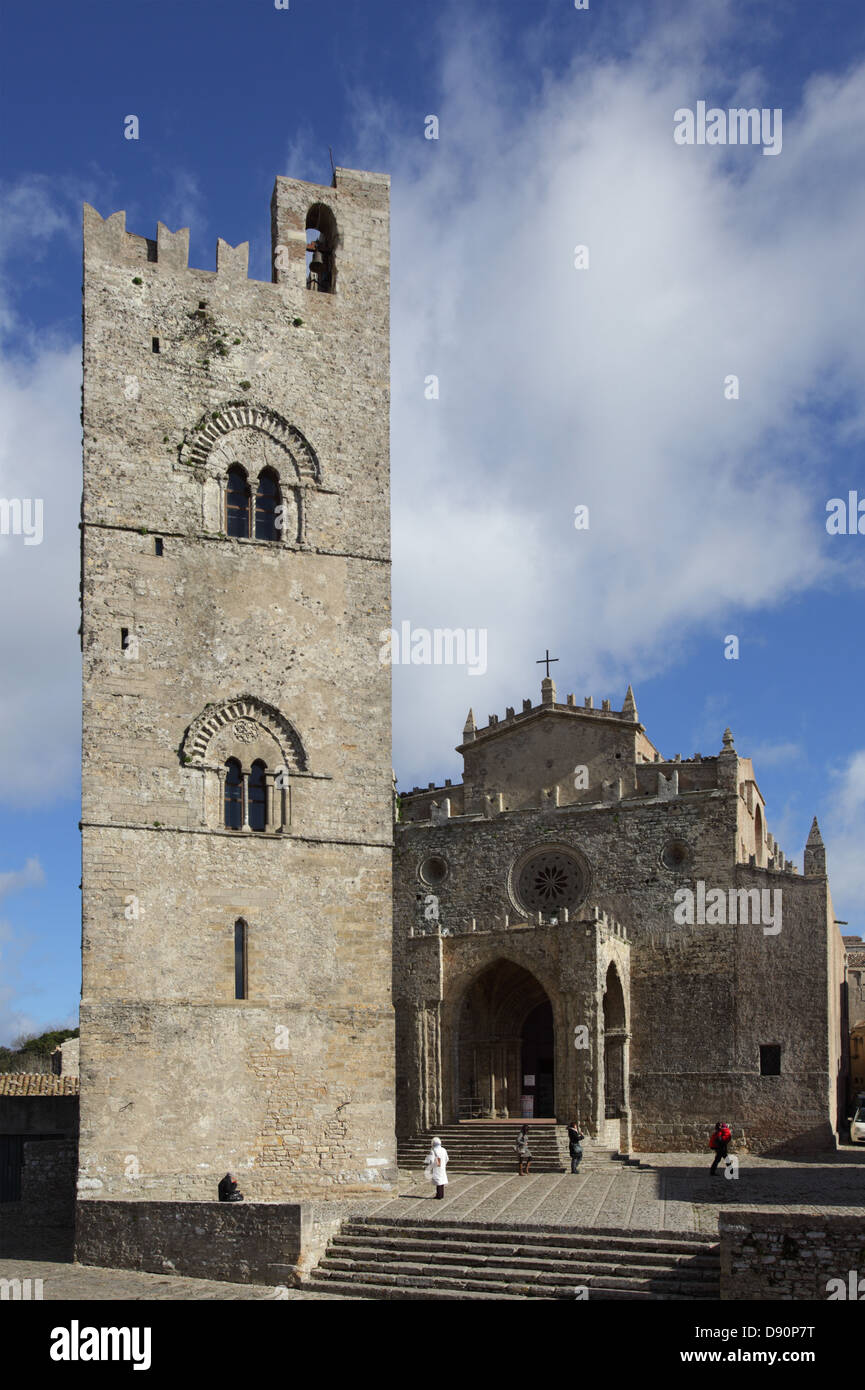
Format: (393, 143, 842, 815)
(424, 1137, 449, 1199)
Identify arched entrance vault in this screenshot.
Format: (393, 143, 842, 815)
(450, 960, 558, 1121)
(601, 961, 630, 1135)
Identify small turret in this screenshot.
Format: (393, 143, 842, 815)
(718, 727, 738, 790)
(804, 817, 826, 877)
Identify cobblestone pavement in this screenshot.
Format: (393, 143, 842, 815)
(3, 1151, 862, 1298)
(356, 1150, 865, 1237)
(0, 1258, 359, 1300)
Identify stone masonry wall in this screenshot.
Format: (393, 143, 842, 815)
(76, 1199, 347, 1286)
(720, 1210, 865, 1300)
(79, 169, 396, 1203)
(0, 1139, 77, 1258)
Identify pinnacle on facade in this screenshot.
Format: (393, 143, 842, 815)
(804, 815, 827, 876)
(463, 708, 477, 742)
(622, 684, 638, 720)
(721, 727, 735, 752)
(806, 816, 824, 846)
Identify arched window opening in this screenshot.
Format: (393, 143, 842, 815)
(224, 758, 243, 830)
(255, 469, 280, 541)
(249, 760, 267, 832)
(226, 464, 251, 537)
(306, 204, 338, 293)
(603, 964, 627, 1120)
(234, 919, 248, 1000)
(754, 804, 764, 865)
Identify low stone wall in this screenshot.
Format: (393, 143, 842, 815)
(0, 1139, 77, 1258)
(75, 1199, 350, 1286)
(720, 1210, 865, 1300)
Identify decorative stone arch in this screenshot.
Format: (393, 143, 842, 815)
(181, 404, 321, 480)
(182, 696, 308, 836)
(180, 404, 322, 544)
(182, 694, 308, 773)
(602, 961, 628, 1122)
(442, 951, 566, 1124)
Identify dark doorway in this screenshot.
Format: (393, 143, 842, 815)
(522, 1000, 555, 1119)
(456, 961, 556, 1120)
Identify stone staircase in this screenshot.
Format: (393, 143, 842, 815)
(307, 1216, 720, 1300)
(397, 1123, 647, 1174)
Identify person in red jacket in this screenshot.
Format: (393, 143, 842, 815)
(709, 1121, 732, 1175)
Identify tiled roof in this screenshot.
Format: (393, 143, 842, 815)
(0, 1073, 79, 1097)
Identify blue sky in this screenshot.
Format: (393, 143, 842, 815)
(1, 0, 865, 1042)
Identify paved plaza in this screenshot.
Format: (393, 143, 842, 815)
(3, 1150, 863, 1300)
(365, 1149, 865, 1236)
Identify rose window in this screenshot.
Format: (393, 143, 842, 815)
(517, 850, 585, 914)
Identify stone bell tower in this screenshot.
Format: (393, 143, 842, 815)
(78, 168, 395, 1209)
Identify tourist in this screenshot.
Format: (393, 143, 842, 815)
(708, 1121, 732, 1175)
(425, 1137, 449, 1199)
(567, 1119, 584, 1173)
(515, 1124, 533, 1175)
(217, 1172, 244, 1201)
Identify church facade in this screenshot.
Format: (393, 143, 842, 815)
(394, 676, 848, 1154)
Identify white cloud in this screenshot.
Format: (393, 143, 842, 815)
(345, 17, 865, 784)
(0, 343, 81, 805)
(823, 751, 865, 920)
(745, 741, 803, 769)
(0, 858, 47, 1047)
(0, 857, 44, 900)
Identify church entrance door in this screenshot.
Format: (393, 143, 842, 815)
(456, 961, 556, 1120)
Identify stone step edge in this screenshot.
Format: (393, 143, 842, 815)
(330, 1237, 720, 1270)
(311, 1273, 717, 1301)
(348, 1217, 719, 1247)
(312, 1268, 717, 1298)
(323, 1253, 720, 1284)
(305, 1278, 710, 1302)
(338, 1230, 720, 1262)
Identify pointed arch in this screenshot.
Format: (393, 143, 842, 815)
(181, 694, 308, 772)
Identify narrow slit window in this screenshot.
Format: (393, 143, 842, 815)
(760, 1044, 781, 1076)
(224, 758, 243, 830)
(151, 336, 160, 353)
(154, 538, 164, 556)
(121, 627, 129, 651)
(255, 469, 280, 541)
(234, 919, 248, 1000)
(249, 760, 267, 831)
(226, 464, 251, 538)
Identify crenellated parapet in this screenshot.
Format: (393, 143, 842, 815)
(83, 205, 250, 279)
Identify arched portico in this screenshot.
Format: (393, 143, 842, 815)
(446, 958, 562, 1121)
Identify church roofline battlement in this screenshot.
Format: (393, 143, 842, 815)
(457, 699, 645, 754)
(397, 784, 729, 825)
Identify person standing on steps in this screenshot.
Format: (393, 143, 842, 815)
(709, 1120, 732, 1175)
(515, 1124, 533, 1175)
(425, 1136, 449, 1199)
(567, 1119, 585, 1173)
